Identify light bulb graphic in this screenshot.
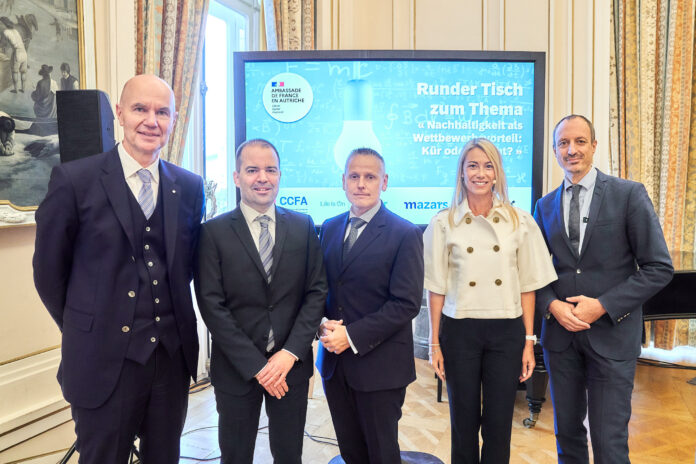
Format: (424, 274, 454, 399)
(333, 79, 382, 170)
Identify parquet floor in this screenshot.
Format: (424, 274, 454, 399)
(2, 360, 695, 463)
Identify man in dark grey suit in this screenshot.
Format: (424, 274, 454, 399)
(534, 114, 673, 464)
(194, 139, 327, 464)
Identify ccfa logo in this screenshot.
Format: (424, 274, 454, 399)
(279, 196, 308, 206)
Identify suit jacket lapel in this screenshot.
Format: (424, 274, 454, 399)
(100, 148, 136, 252)
(579, 170, 607, 258)
(160, 160, 180, 272)
(229, 207, 268, 281)
(342, 206, 386, 271)
(271, 206, 289, 282)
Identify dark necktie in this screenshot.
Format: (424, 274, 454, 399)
(343, 217, 367, 260)
(568, 184, 582, 251)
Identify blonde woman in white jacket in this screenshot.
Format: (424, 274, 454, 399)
(423, 138, 557, 464)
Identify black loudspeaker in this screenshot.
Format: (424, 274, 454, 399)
(57, 90, 116, 164)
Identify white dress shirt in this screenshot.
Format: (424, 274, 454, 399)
(118, 143, 159, 208)
(562, 167, 597, 253)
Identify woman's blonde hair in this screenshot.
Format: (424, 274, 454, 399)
(448, 137, 519, 228)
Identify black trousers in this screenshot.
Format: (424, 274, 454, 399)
(545, 331, 636, 464)
(215, 379, 309, 464)
(71, 344, 190, 464)
(441, 315, 524, 464)
(322, 358, 407, 464)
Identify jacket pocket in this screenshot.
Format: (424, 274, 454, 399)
(63, 306, 94, 332)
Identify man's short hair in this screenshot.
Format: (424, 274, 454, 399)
(60, 63, 70, 73)
(553, 114, 596, 148)
(345, 148, 385, 173)
(235, 139, 280, 171)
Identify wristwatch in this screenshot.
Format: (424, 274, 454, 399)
(525, 335, 537, 345)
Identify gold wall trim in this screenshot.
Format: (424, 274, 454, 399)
(0, 345, 60, 367)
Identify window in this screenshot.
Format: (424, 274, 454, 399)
(181, 0, 259, 216)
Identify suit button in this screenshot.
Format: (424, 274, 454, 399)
(465, 217, 472, 224)
(155, 316, 161, 322)
(576, 269, 581, 274)
(145, 226, 151, 232)
(131, 256, 135, 262)
(128, 290, 135, 298)
(493, 245, 500, 252)
(150, 337, 156, 343)
(122, 326, 130, 332)
(148, 261, 154, 267)
(495, 279, 502, 286)
(155, 298, 160, 304)
(144, 244, 150, 250)
(466, 247, 473, 253)
(268, 305, 274, 310)
(153, 280, 158, 285)
(469, 281, 476, 287)
(338, 306, 344, 311)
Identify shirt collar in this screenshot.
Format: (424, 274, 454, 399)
(239, 200, 276, 224)
(453, 199, 510, 225)
(118, 143, 160, 184)
(348, 201, 382, 224)
(563, 166, 597, 191)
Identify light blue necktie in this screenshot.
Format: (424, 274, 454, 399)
(257, 215, 275, 350)
(136, 169, 154, 219)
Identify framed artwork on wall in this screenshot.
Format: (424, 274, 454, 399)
(0, 0, 89, 227)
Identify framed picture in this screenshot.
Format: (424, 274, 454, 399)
(0, 0, 88, 227)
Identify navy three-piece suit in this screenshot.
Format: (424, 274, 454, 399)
(33, 146, 205, 463)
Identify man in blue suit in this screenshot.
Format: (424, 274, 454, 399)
(33, 74, 205, 463)
(534, 115, 673, 464)
(318, 148, 424, 464)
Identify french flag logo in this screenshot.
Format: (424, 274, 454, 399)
(272, 81, 285, 87)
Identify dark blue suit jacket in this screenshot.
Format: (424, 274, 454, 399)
(33, 147, 205, 409)
(533, 170, 673, 360)
(194, 206, 327, 395)
(316, 204, 424, 392)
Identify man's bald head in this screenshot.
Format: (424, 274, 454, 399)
(116, 74, 178, 165)
(120, 74, 176, 112)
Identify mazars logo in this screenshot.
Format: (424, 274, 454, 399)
(404, 201, 449, 210)
(279, 196, 308, 206)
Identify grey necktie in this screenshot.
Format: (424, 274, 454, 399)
(257, 215, 273, 281)
(568, 184, 582, 251)
(343, 217, 367, 260)
(256, 215, 275, 350)
(136, 169, 154, 219)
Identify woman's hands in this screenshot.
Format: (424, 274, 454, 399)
(519, 341, 536, 382)
(429, 344, 446, 381)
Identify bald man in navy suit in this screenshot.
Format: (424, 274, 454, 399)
(34, 75, 205, 463)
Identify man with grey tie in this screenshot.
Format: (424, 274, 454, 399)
(533, 115, 673, 463)
(194, 139, 327, 464)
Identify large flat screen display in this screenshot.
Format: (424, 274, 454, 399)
(234, 50, 545, 225)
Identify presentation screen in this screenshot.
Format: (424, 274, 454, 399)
(234, 50, 545, 226)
